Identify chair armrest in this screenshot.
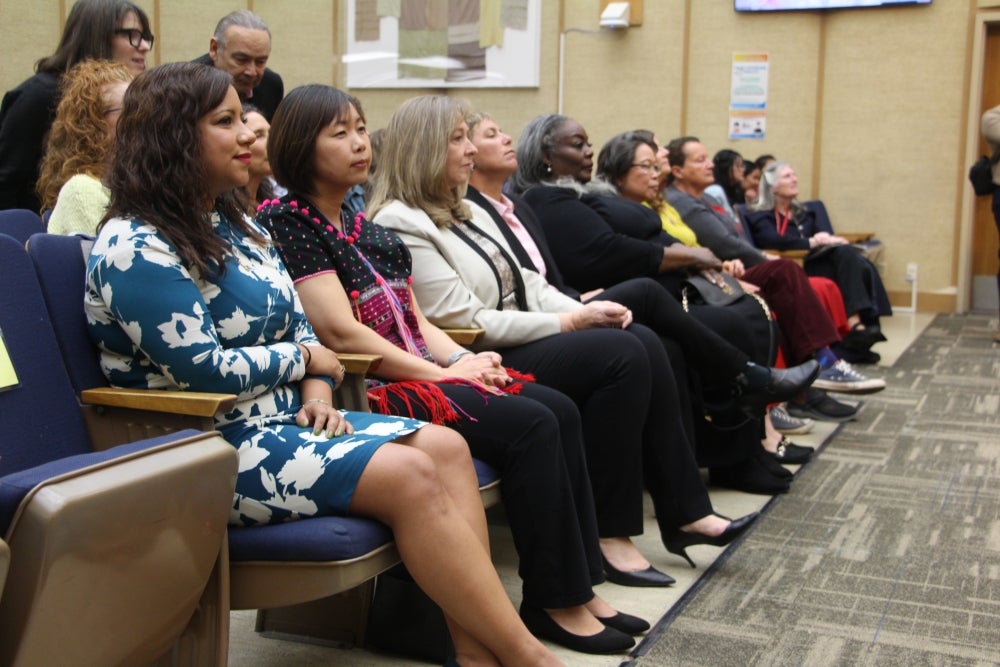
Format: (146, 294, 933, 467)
(442, 329, 484, 345)
(338, 353, 382, 376)
(0, 431, 236, 666)
(763, 248, 809, 267)
(840, 232, 875, 243)
(81, 387, 237, 417)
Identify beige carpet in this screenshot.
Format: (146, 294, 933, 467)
(629, 313, 1000, 666)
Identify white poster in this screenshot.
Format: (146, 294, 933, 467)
(730, 53, 769, 139)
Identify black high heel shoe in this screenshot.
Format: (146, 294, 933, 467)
(601, 555, 675, 587)
(519, 604, 635, 654)
(661, 512, 760, 568)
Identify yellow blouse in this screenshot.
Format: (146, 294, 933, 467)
(646, 200, 700, 248)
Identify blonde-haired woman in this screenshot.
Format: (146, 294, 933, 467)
(369, 96, 760, 593)
(36, 59, 131, 235)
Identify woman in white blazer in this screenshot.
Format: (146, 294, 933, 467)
(369, 96, 762, 583)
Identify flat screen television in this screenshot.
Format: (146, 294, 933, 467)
(735, 0, 931, 11)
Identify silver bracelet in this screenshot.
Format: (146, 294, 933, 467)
(305, 398, 331, 407)
(446, 349, 473, 367)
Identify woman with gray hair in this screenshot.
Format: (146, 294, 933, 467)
(744, 161, 891, 339)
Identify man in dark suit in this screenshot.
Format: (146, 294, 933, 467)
(194, 10, 283, 120)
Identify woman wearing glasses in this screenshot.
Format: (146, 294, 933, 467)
(0, 0, 152, 212)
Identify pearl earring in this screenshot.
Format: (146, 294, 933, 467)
(545, 164, 552, 174)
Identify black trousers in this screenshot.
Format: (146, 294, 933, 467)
(379, 381, 601, 609)
(589, 277, 750, 384)
(805, 246, 883, 323)
(642, 277, 775, 469)
(498, 325, 714, 541)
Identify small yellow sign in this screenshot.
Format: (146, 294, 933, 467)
(0, 327, 20, 391)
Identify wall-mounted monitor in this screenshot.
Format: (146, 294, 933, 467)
(735, 0, 931, 11)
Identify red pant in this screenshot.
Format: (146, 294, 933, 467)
(744, 258, 840, 365)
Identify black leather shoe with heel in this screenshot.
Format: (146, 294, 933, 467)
(661, 512, 760, 568)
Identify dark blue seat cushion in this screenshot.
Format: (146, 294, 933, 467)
(0, 429, 202, 535)
(227, 458, 500, 563)
(227, 515, 394, 562)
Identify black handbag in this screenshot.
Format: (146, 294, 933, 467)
(969, 154, 998, 196)
(681, 272, 745, 308)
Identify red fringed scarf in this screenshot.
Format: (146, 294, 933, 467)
(366, 369, 536, 425)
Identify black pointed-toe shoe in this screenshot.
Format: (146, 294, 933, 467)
(601, 556, 676, 587)
(736, 360, 821, 416)
(661, 512, 760, 568)
(519, 604, 635, 654)
(595, 611, 650, 636)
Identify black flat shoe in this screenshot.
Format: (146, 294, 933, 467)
(710, 453, 792, 495)
(519, 604, 634, 654)
(661, 512, 760, 568)
(595, 611, 650, 635)
(601, 556, 676, 587)
(766, 435, 814, 464)
(736, 360, 821, 416)
(840, 324, 884, 351)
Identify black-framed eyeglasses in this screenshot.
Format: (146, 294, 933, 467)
(115, 28, 154, 49)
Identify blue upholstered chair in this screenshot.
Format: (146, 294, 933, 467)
(0, 233, 238, 666)
(26, 233, 501, 657)
(0, 209, 44, 244)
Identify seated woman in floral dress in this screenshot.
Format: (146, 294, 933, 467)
(84, 62, 561, 667)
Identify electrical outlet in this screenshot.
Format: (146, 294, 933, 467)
(905, 263, 918, 283)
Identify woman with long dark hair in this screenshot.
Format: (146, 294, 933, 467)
(0, 0, 152, 211)
(86, 63, 562, 667)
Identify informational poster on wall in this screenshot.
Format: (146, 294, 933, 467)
(345, 0, 541, 88)
(730, 53, 769, 140)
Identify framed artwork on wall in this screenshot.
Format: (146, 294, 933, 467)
(345, 0, 541, 88)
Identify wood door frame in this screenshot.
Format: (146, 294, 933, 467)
(960, 9, 1000, 312)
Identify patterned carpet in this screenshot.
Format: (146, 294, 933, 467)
(629, 313, 1000, 666)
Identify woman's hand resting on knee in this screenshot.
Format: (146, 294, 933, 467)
(559, 301, 633, 332)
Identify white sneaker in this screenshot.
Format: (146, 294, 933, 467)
(769, 404, 814, 435)
(811, 359, 886, 394)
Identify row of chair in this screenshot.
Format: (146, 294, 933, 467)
(0, 230, 500, 665)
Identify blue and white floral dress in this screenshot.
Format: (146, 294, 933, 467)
(85, 210, 424, 526)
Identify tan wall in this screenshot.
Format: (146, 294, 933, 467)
(1, 0, 980, 311)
